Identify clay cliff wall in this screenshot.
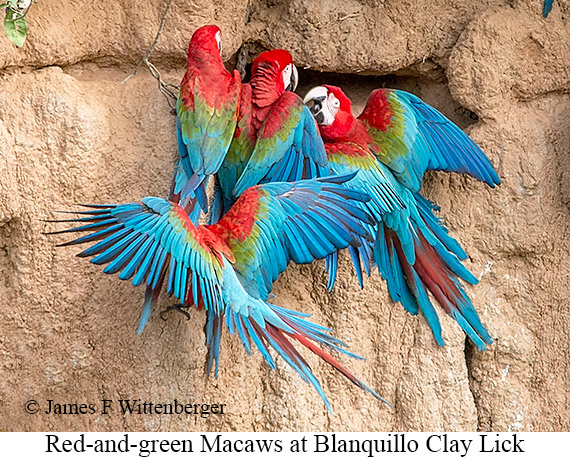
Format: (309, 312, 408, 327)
(0, 0, 569, 431)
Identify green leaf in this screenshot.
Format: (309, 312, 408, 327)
(4, 9, 28, 47)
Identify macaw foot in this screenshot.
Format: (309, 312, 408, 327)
(160, 304, 192, 321)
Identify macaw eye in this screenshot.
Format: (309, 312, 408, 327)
(332, 98, 340, 108)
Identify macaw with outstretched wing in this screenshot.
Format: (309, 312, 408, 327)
(305, 85, 499, 350)
(49, 174, 389, 412)
(143, 25, 242, 336)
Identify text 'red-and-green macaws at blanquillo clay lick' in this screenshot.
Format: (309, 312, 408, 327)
(304, 85, 500, 351)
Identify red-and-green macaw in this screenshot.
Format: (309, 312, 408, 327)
(215, 49, 328, 221)
(142, 25, 241, 335)
(50, 175, 389, 411)
(304, 85, 500, 350)
(215, 49, 404, 291)
(171, 24, 241, 215)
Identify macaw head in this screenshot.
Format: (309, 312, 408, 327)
(251, 49, 299, 94)
(303, 85, 355, 140)
(188, 25, 222, 59)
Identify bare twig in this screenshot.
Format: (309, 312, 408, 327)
(121, 0, 176, 85)
(146, 60, 179, 110)
(338, 12, 361, 21)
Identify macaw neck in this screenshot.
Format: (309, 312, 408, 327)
(322, 114, 371, 147)
(187, 48, 227, 80)
(250, 62, 285, 108)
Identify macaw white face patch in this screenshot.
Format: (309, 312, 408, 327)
(313, 92, 340, 126)
(327, 93, 341, 118)
(215, 30, 222, 53)
(303, 86, 336, 126)
(282, 63, 293, 89)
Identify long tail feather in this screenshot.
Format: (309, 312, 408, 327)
(209, 296, 390, 412)
(376, 195, 492, 349)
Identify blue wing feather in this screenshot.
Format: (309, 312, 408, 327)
(396, 91, 501, 188)
(51, 174, 389, 411)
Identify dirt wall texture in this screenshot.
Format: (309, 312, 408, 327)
(1, 0, 569, 432)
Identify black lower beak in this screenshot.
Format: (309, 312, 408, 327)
(306, 98, 325, 124)
(314, 109, 325, 125)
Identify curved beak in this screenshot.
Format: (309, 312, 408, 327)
(286, 64, 299, 92)
(303, 86, 334, 125)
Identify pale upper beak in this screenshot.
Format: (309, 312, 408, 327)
(286, 64, 299, 92)
(303, 86, 334, 125)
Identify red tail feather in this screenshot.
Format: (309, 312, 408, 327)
(387, 226, 462, 316)
(289, 331, 363, 388)
(261, 321, 375, 398)
(413, 231, 464, 314)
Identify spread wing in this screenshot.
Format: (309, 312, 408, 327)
(358, 89, 500, 192)
(49, 198, 230, 332)
(209, 174, 375, 300)
(49, 177, 388, 411)
(48, 174, 374, 330)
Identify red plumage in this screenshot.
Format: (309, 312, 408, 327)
(180, 25, 241, 111)
(359, 89, 394, 132)
(208, 186, 263, 245)
(325, 141, 371, 158)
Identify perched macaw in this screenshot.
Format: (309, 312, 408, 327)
(216, 49, 404, 291)
(50, 175, 389, 411)
(215, 49, 328, 221)
(171, 24, 241, 214)
(141, 25, 242, 335)
(304, 85, 500, 350)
